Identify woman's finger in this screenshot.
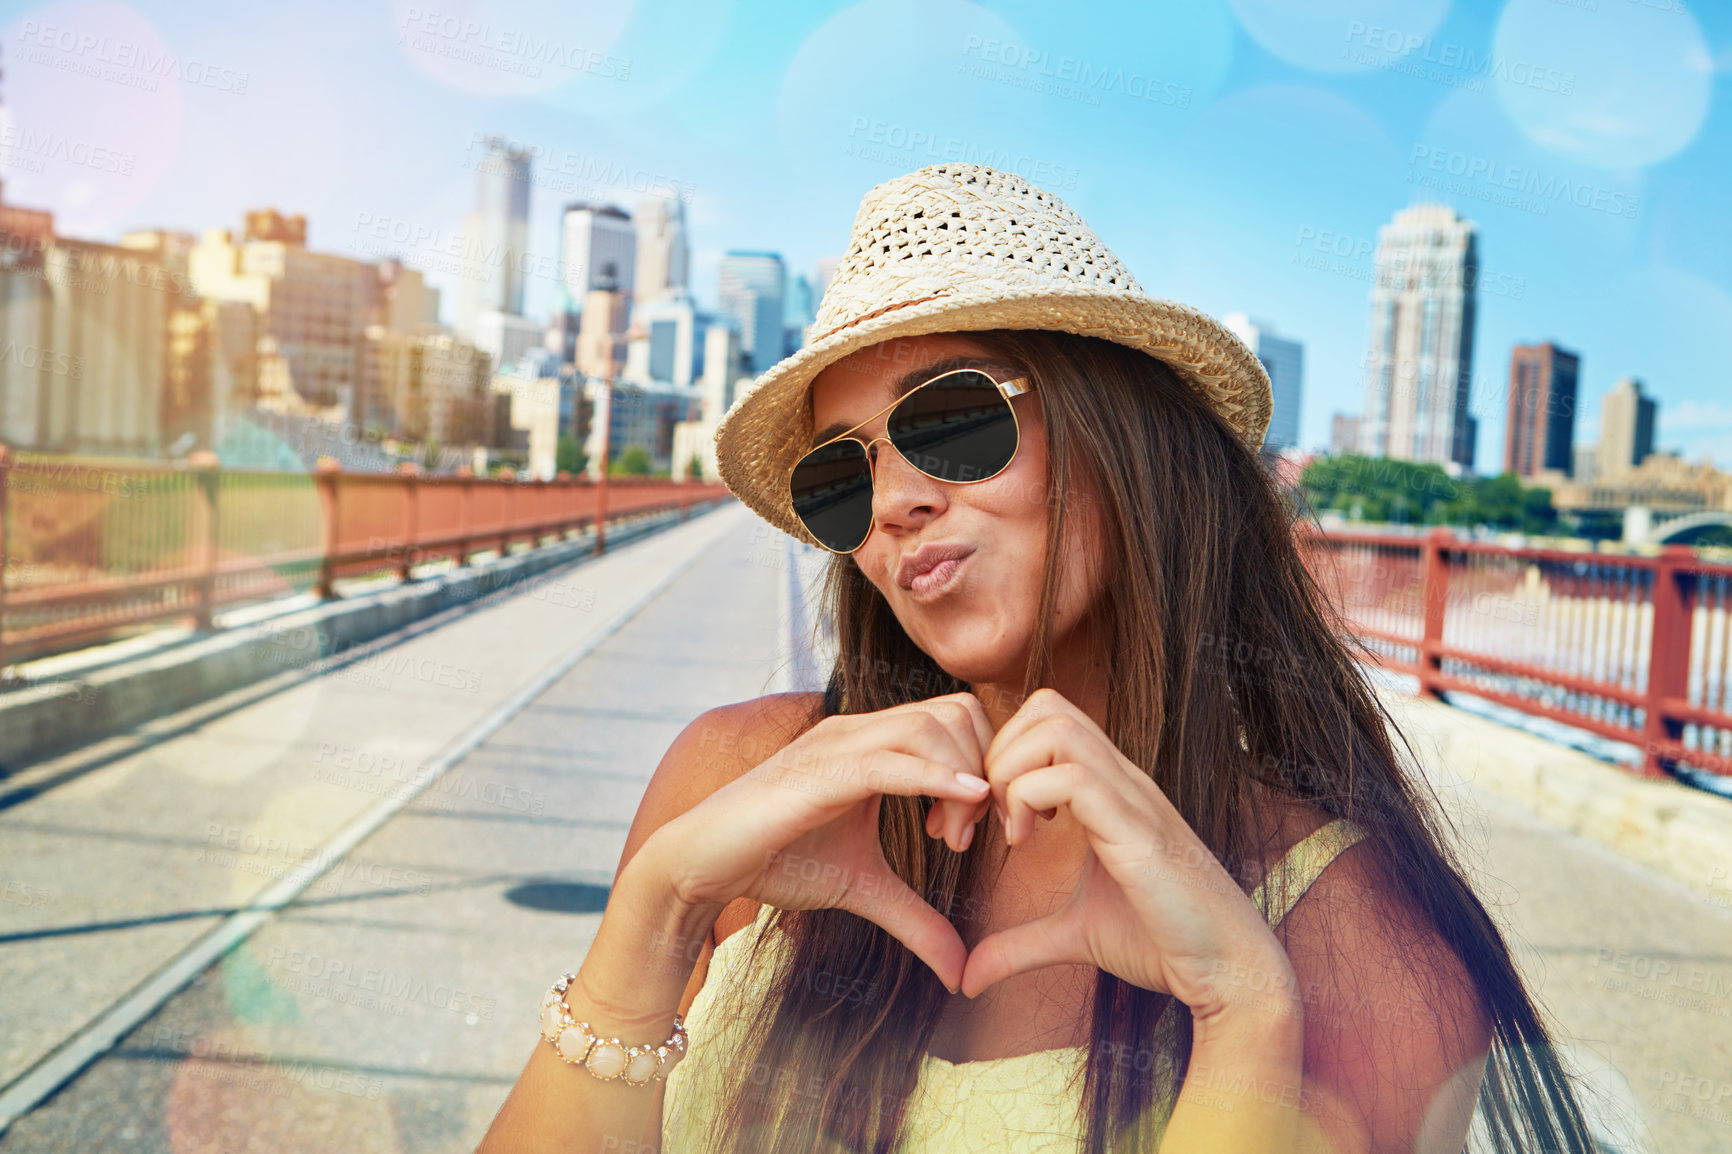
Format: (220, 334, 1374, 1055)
(1002, 762, 1141, 849)
(897, 699, 992, 852)
(839, 863, 970, 992)
(958, 900, 1087, 998)
(857, 747, 992, 810)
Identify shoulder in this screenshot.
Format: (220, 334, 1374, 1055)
(1277, 830, 1492, 1151)
(616, 691, 826, 878)
(616, 692, 826, 951)
(640, 691, 826, 820)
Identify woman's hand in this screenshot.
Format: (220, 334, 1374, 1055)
(645, 692, 997, 991)
(959, 688, 1296, 1019)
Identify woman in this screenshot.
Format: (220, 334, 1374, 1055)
(478, 164, 1597, 1153)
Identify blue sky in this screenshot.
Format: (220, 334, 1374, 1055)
(0, 0, 1725, 469)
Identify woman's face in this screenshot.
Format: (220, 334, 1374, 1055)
(807, 333, 1108, 688)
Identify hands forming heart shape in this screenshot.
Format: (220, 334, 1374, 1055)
(668, 689, 1293, 1019)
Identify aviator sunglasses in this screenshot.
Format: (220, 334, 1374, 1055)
(789, 367, 1034, 553)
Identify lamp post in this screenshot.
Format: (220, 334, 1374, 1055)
(594, 371, 612, 555)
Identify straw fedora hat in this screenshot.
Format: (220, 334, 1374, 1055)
(711, 162, 1273, 546)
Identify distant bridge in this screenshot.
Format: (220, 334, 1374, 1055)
(1642, 509, 1732, 545)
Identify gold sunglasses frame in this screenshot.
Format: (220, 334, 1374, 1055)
(790, 367, 1035, 555)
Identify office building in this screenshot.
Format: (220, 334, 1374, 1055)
(718, 251, 785, 374)
(1596, 377, 1656, 480)
(190, 212, 376, 420)
(123, 228, 249, 454)
(787, 273, 818, 357)
(1357, 204, 1479, 474)
(582, 378, 698, 474)
(559, 203, 636, 313)
(364, 326, 492, 449)
(1330, 413, 1362, 457)
(1223, 314, 1303, 452)
(672, 317, 747, 480)
(624, 293, 700, 388)
(814, 257, 840, 302)
(633, 195, 688, 304)
(375, 257, 441, 333)
(576, 288, 630, 382)
(457, 136, 531, 337)
(473, 309, 544, 375)
(0, 232, 170, 455)
(1503, 342, 1579, 479)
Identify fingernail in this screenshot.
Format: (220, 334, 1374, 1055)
(958, 824, 974, 852)
(953, 772, 988, 792)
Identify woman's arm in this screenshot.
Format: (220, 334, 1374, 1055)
(1159, 969, 1308, 1150)
(474, 695, 750, 1154)
(477, 690, 1000, 1152)
(961, 688, 1490, 1154)
(476, 832, 721, 1154)
(1281, 842, 1492, 1153)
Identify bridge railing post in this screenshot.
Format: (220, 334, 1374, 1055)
(1641, 543, 1694, 778)
(1417, 526, 1451, 699)
(315, 458, 341, 599)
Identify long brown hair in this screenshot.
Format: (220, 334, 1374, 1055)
(702, 329, 1598, 1153)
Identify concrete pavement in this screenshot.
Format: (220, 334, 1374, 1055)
(0, 505, 1726, 1152)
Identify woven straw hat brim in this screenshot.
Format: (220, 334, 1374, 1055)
(713, 285, 1273, 548)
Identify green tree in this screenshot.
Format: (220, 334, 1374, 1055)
(610, 444, 653, 476)
(556, 435, 588, 475)
(688, 452, 705, 480)
(1301, 453, 1555, 533)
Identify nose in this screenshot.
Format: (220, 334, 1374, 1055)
(866, 434, 948, 537)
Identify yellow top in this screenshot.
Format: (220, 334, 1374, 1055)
(661, 818, 1366, 1153)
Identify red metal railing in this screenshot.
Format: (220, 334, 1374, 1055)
(1297, 524, 1732, 779)
(0, 446, 731, 665)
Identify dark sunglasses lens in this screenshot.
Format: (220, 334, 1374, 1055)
(790, 438, 874, 551)
(888, 370, 1018, 483)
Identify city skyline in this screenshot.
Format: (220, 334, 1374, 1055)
(0, 0, 1724, 470)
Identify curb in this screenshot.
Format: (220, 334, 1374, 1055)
(0, 501, 731, 769)
(1379, 687, 1732, 908)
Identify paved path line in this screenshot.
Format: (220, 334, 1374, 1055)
(0, 508, 744, 1134)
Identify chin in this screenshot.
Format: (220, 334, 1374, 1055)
(914, 628, 1029, 688)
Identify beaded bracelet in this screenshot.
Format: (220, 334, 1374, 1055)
(538, 972, 688, 1085)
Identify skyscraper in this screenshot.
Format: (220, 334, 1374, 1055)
(718, 251, 785, 374)
(1222, 314, 1303, 452)
(1503, 342, 1578, 479)
(457, 137, 531, 338)
(1596, 377, 1656, 479)
(633, 195, 688, 304)
(1357, 204, 1479, 474)
(560, 203, 637, 313)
